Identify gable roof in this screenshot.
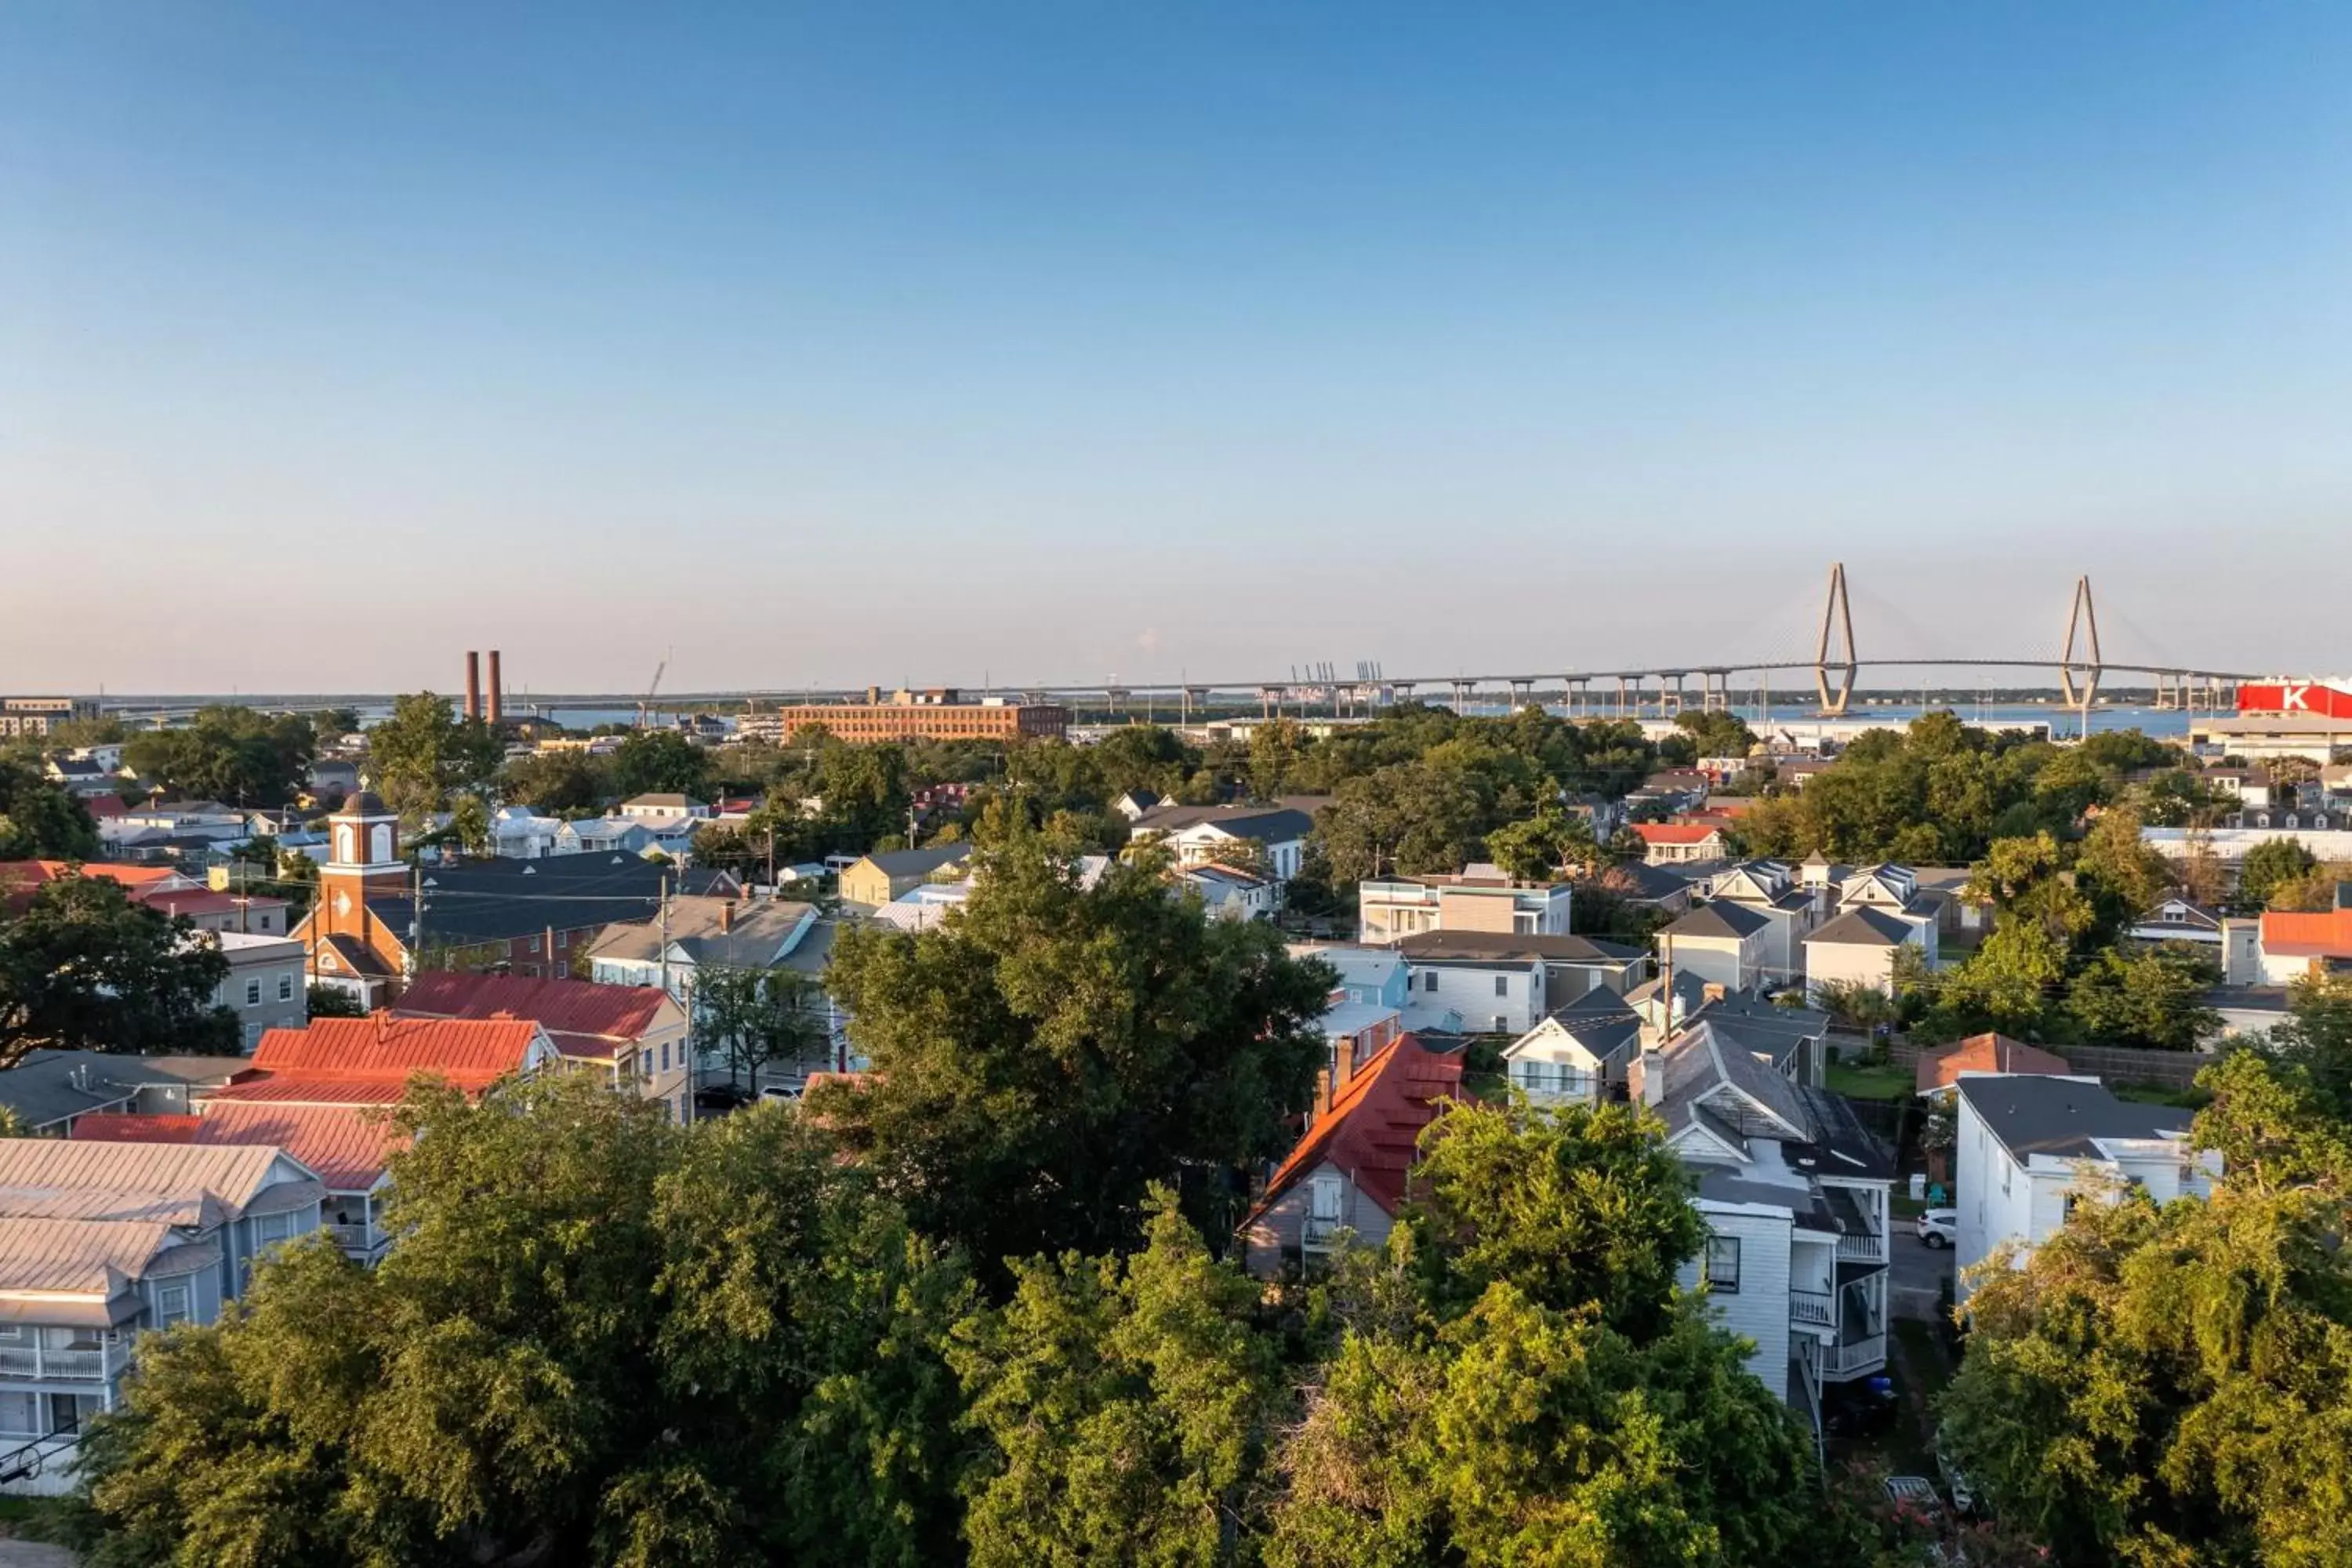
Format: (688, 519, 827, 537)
(1662, 901, 1770, 942)
(393, 971, 679, 1060)
(362, 856, 739, 946)
(1631, 823, 1725, 846)
(1806, 906, 1918, 947)
(856, 843, 973, 879)
(1657, 1018, 1812, 1143)
(0, 1138, 312, 1224)
(1956, 1075, 2191, 1163)
(1133, 804, 1315, 843)
(1915, 1033, 2073, 1096)
(233, 1015, 543, 1096)
(74, 1103, 406, 1193)
(586, 897, 815, 968)
(1243, 1036, 1465, 1225)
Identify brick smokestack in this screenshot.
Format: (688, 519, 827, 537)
(486, 650, 503, 724)
(464, 652, 481, 720)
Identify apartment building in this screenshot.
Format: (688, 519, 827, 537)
(1357, 864, 1573, 943)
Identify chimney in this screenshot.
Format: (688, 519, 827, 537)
(719, 900, 735, 934)
(1312, 1067, 1333, 1123)
(1702, 982, 1726, 1006)
(487, 651, 503, 724)
(464, 652, 481, 721)
(1334, 1036, 1358, 1100)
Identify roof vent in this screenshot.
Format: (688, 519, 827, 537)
(521, 866, 535, 875)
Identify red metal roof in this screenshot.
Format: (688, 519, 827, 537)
(250, 1014, 543, 1087)
(2261, 908, 2352, 960)
(1244, 1036, 1465, 1226)
(74, 1105, 405, 1192)
(393, 971, 672, 1050)
(1630, 823, 1725, 845)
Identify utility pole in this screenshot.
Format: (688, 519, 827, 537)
(657, 872, 672, 1000)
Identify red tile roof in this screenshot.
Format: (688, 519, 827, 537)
(392, 973, 673, 1058)
(73, 1105, 406, 1192)
(244, 1014, 544, 1093)
(1915, 1033, 2074, 1096)
(0, 860, 191, 915)
(1244, 1036, 1465, 1225)
(1630, 823, 1725, 845)
(2260, 909, 2352, 960)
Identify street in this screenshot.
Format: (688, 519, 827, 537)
(1889, 1222, 1956, 1323)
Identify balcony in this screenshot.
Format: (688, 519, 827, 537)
(1789, 1289, 1835, 1330)
(1836, 1230, 1886, 1264)
(1822, 1333, 1886, 1380)
(1301, 1216, 1341, 1250)
(325, 1222, 387, 1258)
(0, 1339, 130, 1383)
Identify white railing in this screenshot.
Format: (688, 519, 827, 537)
(1789, 1289, 1835, 1329)
(1823, 1333, 1886, 1378)
(0, 1341, 128, 1382)
(1302, 1217, 1341, 1249)
(1837, 1231, 1886, 1264)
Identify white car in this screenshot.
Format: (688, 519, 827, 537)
(757, 1083, 804, 1102)
(1916, 1208, 1957, 1248)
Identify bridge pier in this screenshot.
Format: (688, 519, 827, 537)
(1258, 686, 1286, 720)
(1658, 673, 1686, 717)
(1450, 679, 1477, 715)
(1697, 669, 1730, 713)
(1509, 677, 1535, 710)
(2059, 575, 2103, 739)
(1615, 676, 1631, 719)
(1565, 677, 1591, 719)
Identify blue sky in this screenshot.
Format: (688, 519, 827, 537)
(4, 3, 2348, 695)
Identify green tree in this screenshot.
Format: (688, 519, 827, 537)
(1265, 1100, 1829, 1568)
(808, 826, 1330, 1276)
(0, 758, 101, 859)
(689, 965, 822, 1091)
(1670, 708, 1757, 759)
(368, 694, 500, 818)
(2240, 836, 2321, 910)
(73, 1073, 972, 1568)
(950, 1192, 1283, 1568)
(2061, 945, 2221, 1051)
(0, 875, 235, 1067)
(1939, 1051, 2352, 1566)
(612, 731, 711, 800)
(499, 750, 612, 814)
(446, 795, 492, 858)
(2073, 805, 2176, 936)
(305, 984, 367, 1019)
(1313, 762, 1485, 884)
(1483, 808, 1597, 883)
(122, 706, 318, 808)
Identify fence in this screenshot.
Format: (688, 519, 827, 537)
(1874, 1036, 2210, 1090)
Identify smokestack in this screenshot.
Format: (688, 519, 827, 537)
(464, 652, 481, 721)
(487, 651, 503, 724)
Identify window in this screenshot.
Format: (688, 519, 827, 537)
(1704, 1236, 1741, 1294)
(245, 979, 262, 1007)
(1492, 1014, 1508, 1033)
(1423, 971, 1439, 993)
(2164, 907, 2183, 923)
(251, 1210, 297, 1247)
(157, 1283, 191, 1327)
(659, 1042, 671, 1073)
(278, 974, 294, 1001)
(1494, 975, 1510, 997)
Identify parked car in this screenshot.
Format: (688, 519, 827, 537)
(1916, 1208, 1957, 1248)
(757, 1083, 803, 1102)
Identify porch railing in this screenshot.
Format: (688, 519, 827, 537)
(1823, 1333, 1887, 1377)
(0, 1341, 129, 1382)
(1789, 1289, 1835, 1329)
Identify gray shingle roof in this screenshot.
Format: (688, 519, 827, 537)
(859, 843, 972, 879)
(1663, 902, 1770, 941)
(1956, 1076, 2190, 1163)
(1806, 907, 1917, 947)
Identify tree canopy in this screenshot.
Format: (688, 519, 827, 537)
(808, 825, 1330, 1272)
(1940, 1046, 2352, 1566)
(0, 874, 235, 1067)
(368, 694, 503, 818)
(0, 758, 100, 860)
(122, 707, 319, 808)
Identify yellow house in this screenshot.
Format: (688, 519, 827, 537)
(839, 843, 971, 908)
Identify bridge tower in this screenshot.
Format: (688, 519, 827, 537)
(2060, 575, 2103, 738)
(1813, 562, 1859, 717)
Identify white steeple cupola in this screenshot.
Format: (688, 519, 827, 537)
(329, 790, 403, 873)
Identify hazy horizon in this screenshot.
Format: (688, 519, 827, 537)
(6, 3, 2349, 695)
